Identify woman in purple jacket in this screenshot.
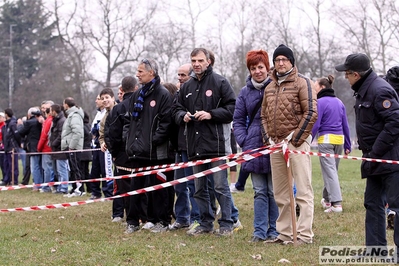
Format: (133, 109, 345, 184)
(312, 75, 351, 213)
(233, 50, 278, 242)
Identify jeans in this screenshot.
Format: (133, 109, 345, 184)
(41, 154, 54, 192)
(18, 148, 26, 176)
(30, 155, 43, 189)
(194, 160, 233, 230)
(364, 171, 399, 248)
(252, 172, 279, 239)
(53, 159, 69, 193)
(173, 151, 200, 225)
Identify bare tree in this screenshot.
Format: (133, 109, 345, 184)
(78, 0, 157, 88)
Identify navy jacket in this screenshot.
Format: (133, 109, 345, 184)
(3, 116, 21, 152)
(353, 70, 399, 177)
(233, 76, 271, 174)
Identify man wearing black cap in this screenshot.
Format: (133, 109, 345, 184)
(261, 44, 317, 245)
(335, 53, 399, 256)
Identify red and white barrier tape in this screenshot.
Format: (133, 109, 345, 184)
(0, 146, 280, 212)
(0, 145, 279, 191)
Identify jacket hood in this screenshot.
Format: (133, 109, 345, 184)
(66, 106, 84, 118)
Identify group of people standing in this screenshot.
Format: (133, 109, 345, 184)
(1, 43, 399, 254)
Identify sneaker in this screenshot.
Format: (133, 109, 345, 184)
(141, 221, 155, 230)
(89, 195, 102, 200)
(387, 211, 395, 230)
(265, 236, 278, 241)
(214, 227, 233, 237)
(233, 219, 243, 232)
(321, 198, 331, 209)
(230, 184, 244, 193)
(324, 205, 343, 213)
(187, 226, 213, 236)
(283, 238, 310, 245)
(151, 223, 169, 233)
(124, 224, 140, 234)
(188, 221, 200, 231)
(169, 221, 189, 230)
(112, 217, 123, 223)
(249, 236, 265, 242)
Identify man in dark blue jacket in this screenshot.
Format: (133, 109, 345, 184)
(173, 48, 236, 236)
(336, 53, 399, 258)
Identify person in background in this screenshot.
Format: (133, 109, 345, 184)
(89, 95, 112, 199)
(97, 88, 116, 202)
(262, 44, 317, 245)
(384, 65, 399, 229)
(61, 97, 84, 197)
(169, 64, 201, 231)
(233, 49, 278, 242)
(80, 111, 93, 194)
(1, 109, 21, 186)
(49, 104, 69, 194)
(117, 85, 124, 103)
(0, 112, 6, 179)
(312, 75, 351, 213)
(37, 100, 55, 192)
(106, 76, 138, 222)
(17, 107, 43, 191)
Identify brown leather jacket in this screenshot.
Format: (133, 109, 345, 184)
(260, 67, 317, 147)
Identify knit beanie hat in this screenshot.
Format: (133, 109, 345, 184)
(386, 66, 399, 92)
(273, 44, 295, 66)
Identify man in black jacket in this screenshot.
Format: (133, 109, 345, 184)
(172, 48, 236, 236)
(17, 107, 43, 190)
(124, 59, 174, 234)
(336, 53, 399, 258)
(105, 76, 138, 222)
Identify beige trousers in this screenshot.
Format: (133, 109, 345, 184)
(270, 141, 314, 243)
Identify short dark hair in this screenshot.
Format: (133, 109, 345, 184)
(51, 104, 62, 114)
(163, 83, 178, 95)
(121, 76, 138, 93)
(64, 97, 76, 108)
(100, 88, 114, 98)
(4, 108, 13, 117)
(191, 48, 210, 60)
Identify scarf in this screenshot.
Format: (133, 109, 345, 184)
(317, 88, 336, 99)
(132, 78, 156, 121)
(251, 77, 269, 90)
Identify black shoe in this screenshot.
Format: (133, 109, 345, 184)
(249, 236, 266, 242)
(0, 181, 9, 186)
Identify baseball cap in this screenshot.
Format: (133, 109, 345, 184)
(335, 53, 370, 72)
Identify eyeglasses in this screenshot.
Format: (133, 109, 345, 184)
(142, 59, 153, 70)
(345, 71, 355, 77)
(274, 58, 290, 64)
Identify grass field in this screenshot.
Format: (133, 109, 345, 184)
(0, 150, 395, 265)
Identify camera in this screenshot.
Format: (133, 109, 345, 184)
(190, 115, 196, 120)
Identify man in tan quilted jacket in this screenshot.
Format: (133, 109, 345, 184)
(261, 44, 318, 245)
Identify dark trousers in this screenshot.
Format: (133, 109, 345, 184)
(90, 150, 112, 197)
(0, 152, 5, 178)
(364, 171, 399, 249)
(21, 154, 31, 185)
(68, 151, 82, 193)
(112, 167, 131, 218)
(3, 152, 19, 185)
